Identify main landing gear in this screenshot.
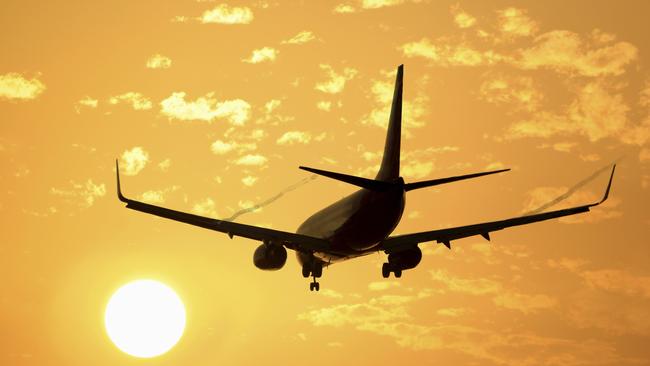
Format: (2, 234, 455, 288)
(303, 262, 323, 291)
(382, 262, 402, 278)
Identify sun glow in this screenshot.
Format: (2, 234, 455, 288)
(104, 280, 186, 358)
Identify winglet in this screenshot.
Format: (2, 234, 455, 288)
(599, 164, 615, 205)
(591, 164, 615, 207)
(116, 159, 128, 203)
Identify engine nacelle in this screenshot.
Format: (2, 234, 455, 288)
(253, 243, 287, 270)
(388, 247, 422, 270)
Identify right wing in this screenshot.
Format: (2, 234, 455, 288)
(115, 160, 330, 252)
(380, 165, 616, 253)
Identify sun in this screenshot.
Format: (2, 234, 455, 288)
(105, 279, 186, 358)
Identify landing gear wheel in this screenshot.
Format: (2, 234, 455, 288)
(382, 263, 390, 278)
(394, 269, 402, 278)
(309, 277, 320, 292)
(302, 266, 311, 278)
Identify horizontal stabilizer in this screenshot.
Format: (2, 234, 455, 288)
(299, 166, 395, 191)
(404, 168, 510, 192)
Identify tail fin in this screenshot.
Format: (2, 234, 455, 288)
(375, 65, 403, 182)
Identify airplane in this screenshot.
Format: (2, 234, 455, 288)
(116, 65, 616, 292)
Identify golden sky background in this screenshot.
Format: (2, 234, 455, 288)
(2, 0, 650, 365)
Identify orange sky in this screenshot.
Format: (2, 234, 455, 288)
(2, 1, 650, 365)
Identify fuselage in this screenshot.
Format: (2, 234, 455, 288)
(295, 184, 406, 266)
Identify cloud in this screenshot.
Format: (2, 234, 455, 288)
(210, 140, 236, 155)
(282, 31, 316, 44)
(492, 293, 556, 314)
(0, 72, 46, 101)
(332, 3, 356, 13)
(200, 4, 253, 24)
(276, 131, 312, 145)
(233, 154, 268, 166)
(160, 92, 251, 125)
(497, 7, 538, 38)
(436, 307, 470, 317)
(314, 64, 357, 94)
(548, 261, 650, 336)
(430, 269, 557, 314)
(361, 0, 405, 9)
(120, 147, 150, 176)
(368, 281, 401, 291)
(316, 101, 332, 111)
(320, 289, 343, 298)
(242, 47, 278, 64)
(568, 288, 650, 336)
(210, 140, 256, 155)
(506, 82, 629, 142)
(401, 161, 433, 179)
(158, 158, 171, 172)
(140, 186, 180, 204)
(298, 294, 624, 365)
(75, 96, 98, 113)
(450, 5, 476, 29)
(241, 175, 258, 187)
(146, 54, 172, 69)
(401, 39, 507, 67)
(50, 179, 106, 208)
(170, 15, 188, 23)
(364, 73, 429, 133)
(581, 269, 650, 299)
(517, 30, 637, 77)
(479, 75, 543, 112)
(109, 92, 152, 110)
(264, 99, 281, 113)
(430, 269, 502, 295)
(332, 0, 418, 13)
(192, 198, 219, 218)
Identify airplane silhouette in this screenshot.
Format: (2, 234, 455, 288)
(116, 65, 615, 291)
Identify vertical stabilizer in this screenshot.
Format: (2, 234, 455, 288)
(375, 65, 403, 181)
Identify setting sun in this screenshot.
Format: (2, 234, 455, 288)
(104, 280, 186, 358)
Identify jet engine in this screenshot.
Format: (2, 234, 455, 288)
(388, 247, 422, 270)
(253, 243, 287, 270)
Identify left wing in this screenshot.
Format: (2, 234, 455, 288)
(115, 160, 330, 252)
(380, 165, 615, 253)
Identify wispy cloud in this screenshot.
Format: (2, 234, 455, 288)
(282, 31, 316, 44)
(50, 179, 106, 208)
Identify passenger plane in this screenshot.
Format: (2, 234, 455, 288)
(116, 65, 615, 291)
